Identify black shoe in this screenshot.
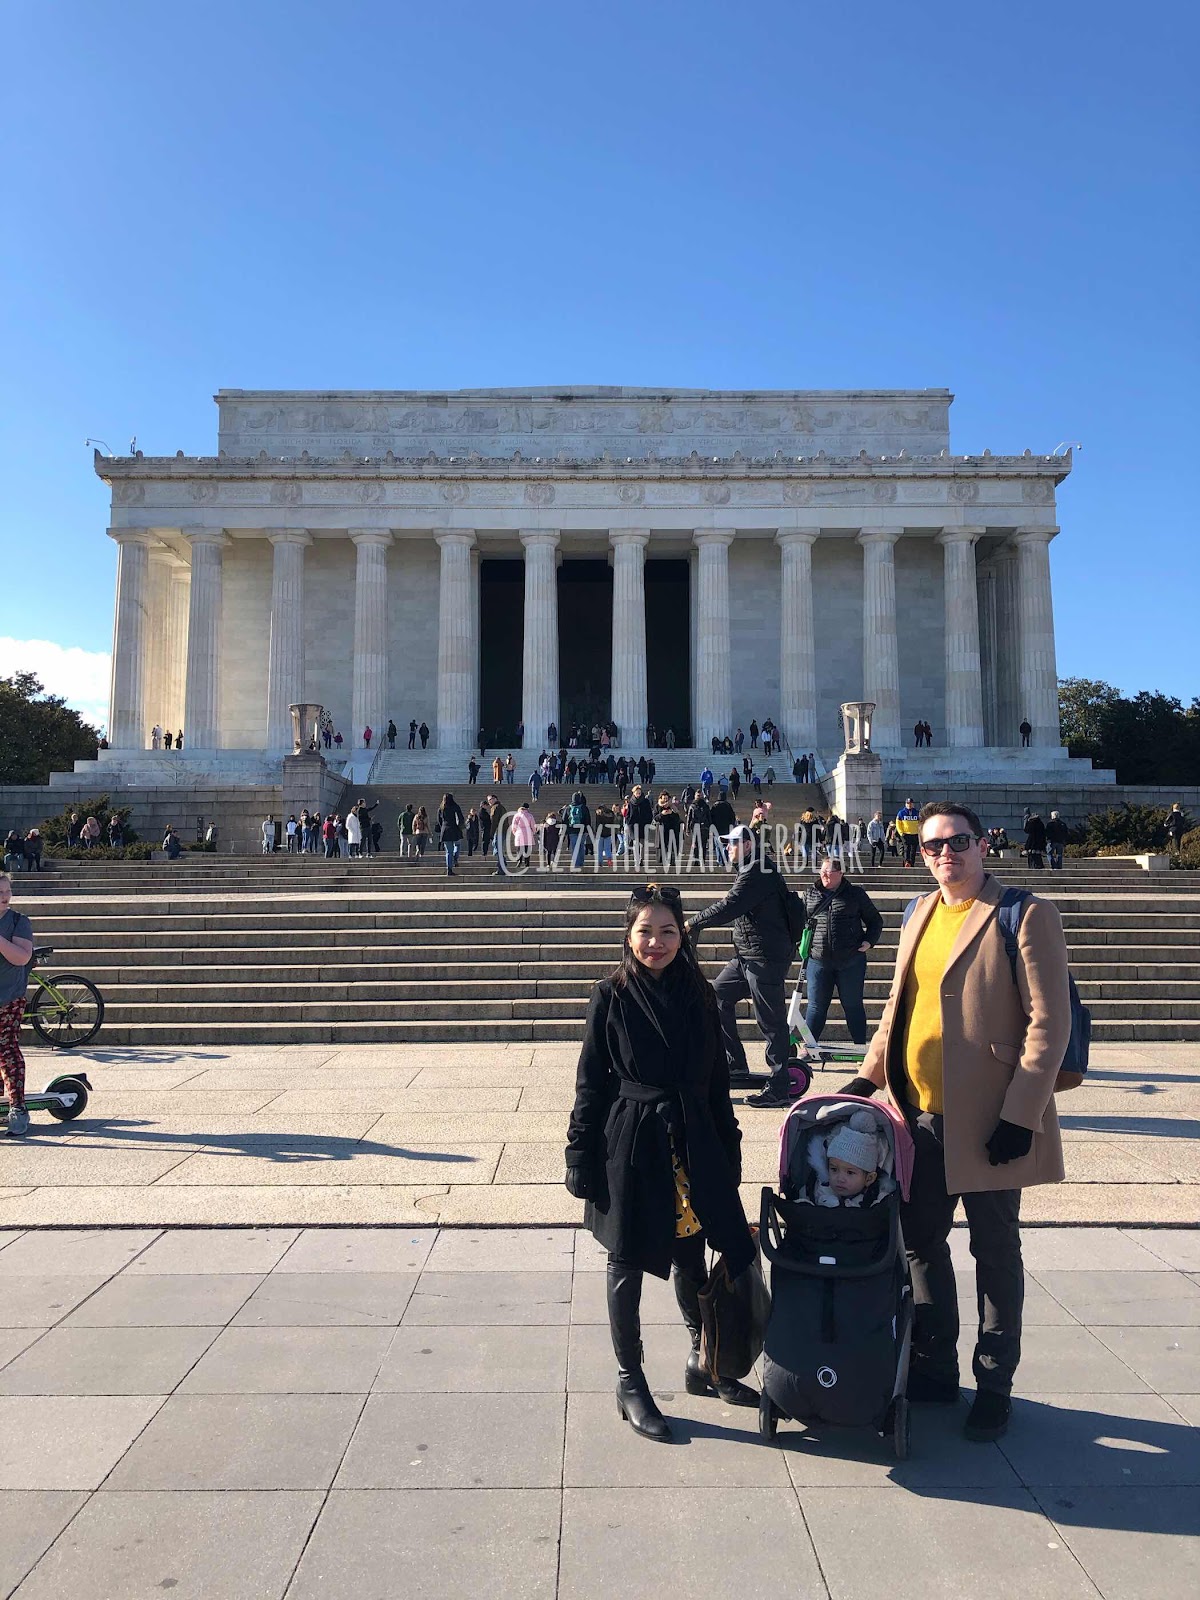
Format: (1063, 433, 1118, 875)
(964, 1390, 1011, 1442)
(745, 1083, 792, 1109)
(906, 1370, 961, 1404)
(616, 1372, 672, 1441)
(683, 1346, 759, 1407)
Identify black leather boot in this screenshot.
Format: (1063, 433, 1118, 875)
(608, 1260, 671, 1442)
(672, 1258, 760, 1407)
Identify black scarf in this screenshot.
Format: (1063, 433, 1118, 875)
(623, 956, 695, 1072)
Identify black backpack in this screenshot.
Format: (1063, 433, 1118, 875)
(776, 874, 809, 950)
(901, 887, 1090, 1091)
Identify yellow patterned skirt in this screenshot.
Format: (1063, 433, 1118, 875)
(669, 1134, 702, 1239)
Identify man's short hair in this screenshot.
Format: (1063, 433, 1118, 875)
(918, 800, 985, 838)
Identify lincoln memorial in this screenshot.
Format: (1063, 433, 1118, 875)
(92, 386, 1081, 783)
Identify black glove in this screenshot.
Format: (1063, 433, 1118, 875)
(564, 1165, 595, 1201)
(986, 1119, 1033, 1166)
(840, 1076, 878, 1099)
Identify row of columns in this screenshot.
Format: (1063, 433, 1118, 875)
(107, 522, 1060, 753)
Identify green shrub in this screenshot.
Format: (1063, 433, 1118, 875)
(1081, 804, 1189, 854)
(47, 844, 152, 862)
(40, 793, 139, 846)
(184, 840, 216, 853)
(1172, 827, 1200, 870)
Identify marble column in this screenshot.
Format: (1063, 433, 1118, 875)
(937, 527, 986, 747)
(350, 530, 393, 748)
(436, 531, 478, 750)
(468, 544, 481, 745)
(693, 531, 734, 748)
(165, 563, 191, 734)
(857, 529, 901, 748)
(107, 530, 157, 749)
(688, 547, 699, 745)
(1015, 526, 1061, 747)
(609, 530, 649, 750)
(182, 529, 229, 748)
(520, 530, 559, 749)
(265, 530, 311, 751)
(145, 546, 176, 735)
(777, 530, 819, 753)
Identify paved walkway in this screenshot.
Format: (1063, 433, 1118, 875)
(1, 1042, 1197, 1227)
(0, 1223, 1195, 1598)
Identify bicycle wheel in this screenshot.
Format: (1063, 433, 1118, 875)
(28, 974, 104, 1048)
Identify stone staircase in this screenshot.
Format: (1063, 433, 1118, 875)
(14, 851, 1200, 1048)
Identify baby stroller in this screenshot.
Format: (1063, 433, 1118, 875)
(757, 1094, 916, 1457)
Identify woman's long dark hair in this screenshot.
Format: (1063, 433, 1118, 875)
(610, 885, 717, 1018)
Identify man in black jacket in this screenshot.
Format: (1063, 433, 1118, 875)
(686, 825, 794, 1091)
(800, 857, 883, 1049)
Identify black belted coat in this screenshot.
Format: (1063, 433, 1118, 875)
(565, 969, 754, 1279)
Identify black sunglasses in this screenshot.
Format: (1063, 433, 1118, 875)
(919, 832, 981, 857)
(629, 883, 682, 905)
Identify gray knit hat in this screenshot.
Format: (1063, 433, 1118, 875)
(826, 1119, 879, 1175)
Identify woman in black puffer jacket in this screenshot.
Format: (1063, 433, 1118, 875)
(802, 857, 883, 1044)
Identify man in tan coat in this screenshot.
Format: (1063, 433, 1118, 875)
(842, 800, 1071, 1443)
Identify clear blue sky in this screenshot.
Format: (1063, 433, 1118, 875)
(2, 0, 1197, 722)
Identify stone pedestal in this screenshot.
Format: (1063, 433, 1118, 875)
(831, 751, 883, 830)
(282, 751, 331, 822)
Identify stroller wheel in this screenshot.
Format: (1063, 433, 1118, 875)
(892, 1396, 911, 1460)
(758, 1391, 779, 1442)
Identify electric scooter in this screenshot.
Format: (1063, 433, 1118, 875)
(0, 1074, 91, 1125)
(738, 973, 869, 1101)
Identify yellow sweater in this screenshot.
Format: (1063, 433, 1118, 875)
(901, 896, 976, 1113)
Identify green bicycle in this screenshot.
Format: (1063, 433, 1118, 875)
(25, 946, 105, 1049)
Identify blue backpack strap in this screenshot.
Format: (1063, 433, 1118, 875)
(900, 895, 922, 930)
(996, 886, 1032, 984)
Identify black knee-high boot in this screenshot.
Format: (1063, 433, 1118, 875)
(672, 1253, 760, 1408)
(607, 1260, 671, 1442)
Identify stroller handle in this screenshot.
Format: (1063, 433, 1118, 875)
(759, 1188, 900, 1279)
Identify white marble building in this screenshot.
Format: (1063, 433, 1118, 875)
(94, 386, 1081, 782)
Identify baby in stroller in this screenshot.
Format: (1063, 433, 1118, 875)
(804, 1110, 895, 1209)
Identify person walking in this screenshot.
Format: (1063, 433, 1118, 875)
(363, 725, 373, 750)
(505, 753, 516, 785)
(465, 808, 480, 858)
(686, 824, 795, 1095)
(437, 792, 465, 876)
(412, 806, 431, 858)
(529, 766, 542, 803)
(397, 803, 415, 857)
(387, 719, 397, 749)
(0, 874, 35, 1136)
(839, 800, 1072, 1443)
(261, 815, 277, 855)
(749, 719, 759, 750)
(1023, 812, 1047, 869)
(1019, 719, 1032, 748)
(467, 756, 480, 785)
(1165, 803, 1188, 854)
(345, 806, 363, 859)
(867, 811, 887, 868)
(564, 883, 758, 1442)
(896, 798, 921, 868)
(799, 857, 882, 1046)
(1044, 811, 1069, 871)
(913, 721, 925, 749)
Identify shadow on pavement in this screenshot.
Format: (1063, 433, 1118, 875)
(23, 1119, 477, 1165)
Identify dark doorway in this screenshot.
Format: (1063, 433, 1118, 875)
(479, 558, 523, 746)
(557, 560, 612, 735)
(646, 559, 690, 743)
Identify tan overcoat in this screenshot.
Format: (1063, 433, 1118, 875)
(860, 874, 1071, 1194)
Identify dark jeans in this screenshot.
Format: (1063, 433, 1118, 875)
(804, 952, 868, 1043)
(903, 1110, 1024, 1396)
(870, 840, 885, 867)
(712, 956, 792, 1077)
(902, 833, 919, 867)
(1048, 844, 1064, 870)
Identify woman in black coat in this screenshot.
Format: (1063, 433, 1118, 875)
(565, 884, 757, 1442)
(436, 792, 465, 876)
